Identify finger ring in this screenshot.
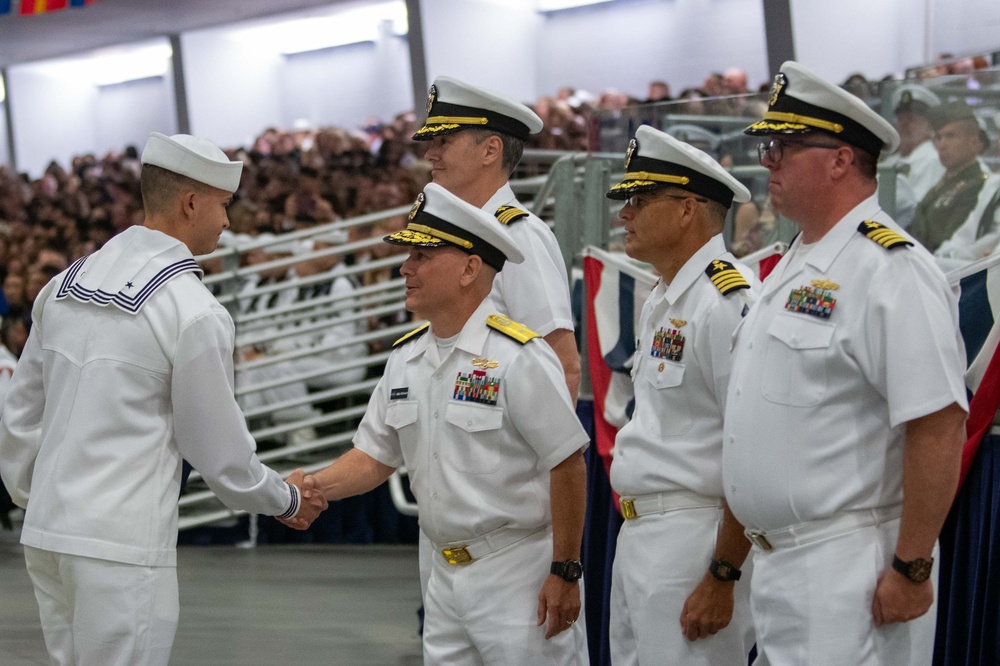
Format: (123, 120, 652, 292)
(566, 619, 575, 626)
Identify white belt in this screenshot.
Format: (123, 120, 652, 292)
(744, 506, 902, 552)
(618, 490, 721, 520)
(434, 525, 545, 565)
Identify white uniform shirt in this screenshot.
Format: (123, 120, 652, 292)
(0, 226, 297, 567)
(354, 299, 589, 545)
(0, 343, 16, 419)
(901, 140, 946, 203)
(483, 184, 574, 336)
(611, 235, 756, 498)
(723, 195, 967, 532)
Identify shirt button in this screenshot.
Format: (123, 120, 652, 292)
(433, 410, 439, 418)
(467, 420, 473, 427)
(748, 342, 754, 350)
(432, 492, 439, 499)
(433, 453, 438, 460)
(735, 388, 741, 396)
(729, 435, 735, 443)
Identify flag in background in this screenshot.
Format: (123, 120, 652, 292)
(949, 254, 1000, 489)
(0, 1, 12, 16)
(18, 0, 94, 15)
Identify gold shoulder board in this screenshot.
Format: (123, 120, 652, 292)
(705, 259, 750, 296)
(857, 221, 912, 250)
(486, 314, 539, 344)
(495, 205, 529, 226)
(393, 322, 430, 348)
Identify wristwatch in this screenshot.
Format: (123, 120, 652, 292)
(709, 559, 742, 582)
(551, 560, 584, 582)
(892, 555, 933, 583)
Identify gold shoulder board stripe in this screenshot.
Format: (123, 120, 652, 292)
(857, 221, 913, 250)
(495, 205, 529, 225)
(486, 314, 539, 345)
(704, 260, 750, 296)
(393, 322, 430, 348)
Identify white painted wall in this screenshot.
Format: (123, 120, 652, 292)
(789, 0, 927, 84)
(279, 29, 413, 131)
(927, 0, 1000, 63)
(6, 65, 98, 177)
(536, 0, 770, 99)
(94, 76, 176, 156)
(421, 0, 542, 105)
(181, 31, 284, 151)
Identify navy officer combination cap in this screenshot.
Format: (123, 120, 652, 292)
(412, 76, 543, 142)
(384, 182, 525, 272)
(606, 125, 751, 209)
(141, 132, 243, 193)
(745, 61, 900, 157)
(891, 84, 940, 117)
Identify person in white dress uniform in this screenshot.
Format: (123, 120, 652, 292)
(307, 182, 590, 665)
(606, 125, 757, 665)
(0, 132, 327, 666)
(727, 61, 968, 666)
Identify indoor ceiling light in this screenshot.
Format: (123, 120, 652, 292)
(537, 0, 616, 12)
(229, 1, 408, 56)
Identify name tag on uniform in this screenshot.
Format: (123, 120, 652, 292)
(390, 387, 409, 400)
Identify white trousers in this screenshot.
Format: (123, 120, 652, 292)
(750, 518, 937, 666)
(24, 545, 179, 666)
(610, 505, 753, 665)
(423, 528, 589, 666)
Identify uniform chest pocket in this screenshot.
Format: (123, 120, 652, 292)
(385, 400, 420, 463)
(641, 360, 692, 436)
(443, 402, 504, 475)
(762, 314, 835, 407)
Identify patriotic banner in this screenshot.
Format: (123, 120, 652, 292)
(947, 253, 1000, 490)
(17, 0, 94, 15)
(582, 247, 656, 480)
(0, 1, 12, 16)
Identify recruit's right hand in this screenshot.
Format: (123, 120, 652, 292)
(280, 468, 328, 530)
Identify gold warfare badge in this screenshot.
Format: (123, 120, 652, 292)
(408, 192, 425, 220)
(426, 84, 437, 116)
(625, 137, 638, 170)
(769, 72, 787, 107)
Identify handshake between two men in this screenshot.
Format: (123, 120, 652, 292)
(281, 469, 328, 530)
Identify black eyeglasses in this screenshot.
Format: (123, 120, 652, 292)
(757, 138, 842, 165)
(626, 193, 709, 209)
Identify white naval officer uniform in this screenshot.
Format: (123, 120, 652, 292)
(417, 182, 576, 600)
(610, 234, 755, 665)
(354, 298, 590, 665)
(723, 195, 968, 665)
(482, 183, 574, 336)
(0, 226, 302, 666)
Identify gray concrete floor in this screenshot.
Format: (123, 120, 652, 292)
(0, 535, 423, 665)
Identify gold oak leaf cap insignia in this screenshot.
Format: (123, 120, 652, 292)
(486, 314, 539, 344)
(857, 220, 913, 250)
(705, 259, 750, 296)
(393, 322, 430, 347)
(494, 205, 529, 226)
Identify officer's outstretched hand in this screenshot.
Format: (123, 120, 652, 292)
(872, 567, 933, 626)
(537, 575, 581, 639)
(279, 469, 328, 530)
(680, 572, 735, 640)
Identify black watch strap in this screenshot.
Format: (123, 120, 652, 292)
(709, 559, 742, 582)
(892, 555, 933, 583)
(551, 559, 584, 582)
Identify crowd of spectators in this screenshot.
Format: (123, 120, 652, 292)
(1, 55, 998, 357)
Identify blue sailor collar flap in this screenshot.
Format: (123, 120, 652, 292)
(55, 226, 202, 315)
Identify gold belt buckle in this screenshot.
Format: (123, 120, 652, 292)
(745, 530, 773, 551)
(441, 546, 473, 565)
(620, 498, 638, 520)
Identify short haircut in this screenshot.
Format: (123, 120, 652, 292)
(466, 128, 525, 176)
(140, 164, 212, 215)
(852, 145, 878, 179)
